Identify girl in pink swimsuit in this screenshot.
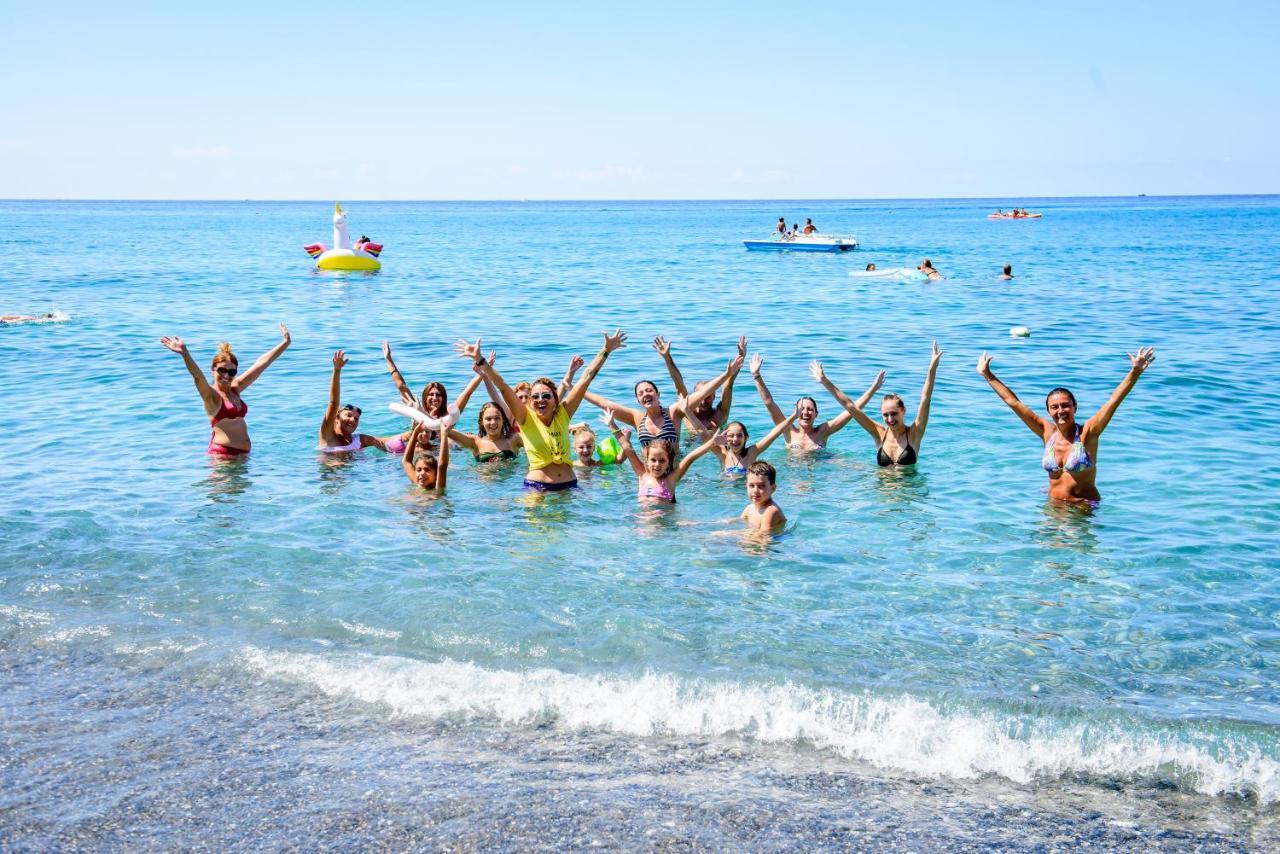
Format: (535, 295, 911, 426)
(604, 410, 719, 505)
(160, 324, 291, 456)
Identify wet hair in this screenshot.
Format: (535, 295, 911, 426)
(644, 439, 678, 478)
(412, 451, 439, 472)
(477, 402, 512, 438)
(211, 341, 238, 369)
(570, 423, 597, 441)
(921, 259, 934, 269)
(724, 420, 749, 440)
(1003, 264, 1012, 275)
(881, 393, 905, 411)
(634, 379, 660, 399)
(795, 396, 819, 415)
(513, 381, 532, 397)
(420, 381, 448, 416)
(530, 377, 559, 403)
(747, 460, 776, 486)
(865, 263, 876, 271)
(1045, 387, 1077, 409)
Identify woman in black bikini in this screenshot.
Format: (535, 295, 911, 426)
(448, 401, 523, 463)
(809, 341, 942, 466)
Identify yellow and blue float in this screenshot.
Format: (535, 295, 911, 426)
(304, 203, 382, 271)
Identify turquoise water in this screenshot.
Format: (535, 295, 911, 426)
(2, 197, 1278, 846)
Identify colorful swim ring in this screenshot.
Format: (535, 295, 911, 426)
(304, 203, 382, 271)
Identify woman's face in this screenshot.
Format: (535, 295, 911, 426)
(646, 444, 671, 478)
(723, 424, 747, 452)
(213, 360, 237, 389)
(528, 383, 556, 419)
(337, 408, 361, 432)
(480, 407, 505, 438)
(413, 457, 437, 488)
(880, 401, 906, 427)
(634, 382, 660, 409)
(796, 398, 818, 427)
(1046, 392, 1077, 424)
(574, 435, 595, 460)
(424, 386, 445, 414)
(514, 387, 530, 406)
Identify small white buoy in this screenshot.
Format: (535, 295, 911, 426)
(1009, 326, 1031, 338)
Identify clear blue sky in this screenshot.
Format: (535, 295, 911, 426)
(2, 1, 1277, 199)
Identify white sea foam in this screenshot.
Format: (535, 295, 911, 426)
(238, 646, 1279, 803)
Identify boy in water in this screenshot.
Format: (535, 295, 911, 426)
(740, 460, 786, 532)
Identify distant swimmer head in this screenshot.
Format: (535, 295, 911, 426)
(866, 263, 877, 271)
(633, 380, 662, 408)
(795, 396, 819, 427)
(880, 393, 907, 426)
(920, 259, 935, 270)
(1045, 387, 1078, 424)
(1003, 264, 1013, 276)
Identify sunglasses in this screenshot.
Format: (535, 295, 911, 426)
(215, 366, 237, 377)
(340, 404, 363, 415)
(529, 392, 555, 401)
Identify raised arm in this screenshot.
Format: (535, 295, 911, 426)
(712, 336, 747, 425)
(672, 433, 719, 483)
(562, 329, 628, 417)
(447, 427, 480, 453)
(435, 420, 451, 492)
(453, 350, 496, 415)
(912, 341, 943, 446)
(383, 341, 416, 404)
(750, 353, 787, 425)
(678, 395, 715, 441)
(582, 391, 640, 427)
(607, 416, 646, 478)
(676, 355, 743, 419)
(977, 352, 1048, 436)
(160, 335, 219, 415)
(401, 422, 425, 481)
(811, 361, 883, 441)
(321, 349, 346, 440)
(1086, 347, 1156, 438)
(747, 410, 799, 461)
(235, 324, 290, 391)
(454, 339, 525, 424)
(653, 336, 690, 398)
(557, 354, 584, 400)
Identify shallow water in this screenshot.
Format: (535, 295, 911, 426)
(2, 197, 1278, 847)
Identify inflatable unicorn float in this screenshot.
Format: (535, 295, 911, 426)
(304, 203, 383, 271)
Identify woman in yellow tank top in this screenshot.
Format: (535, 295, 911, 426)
(455, 330, 627, 491)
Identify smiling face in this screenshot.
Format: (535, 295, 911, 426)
(723, 422, 748, 452)
(212, 359, 238, 390)
(336, 407, 361, 433)
(1045, 390, 1077, 425)
(880, 395, 906, 428)
(645, 442, 674, 479)
(746, 472, 774, 506)
(421, 383, 447, 416)
(413, 455, 438, 488)
(634, 381, 661, 410)
(479, 404, 506, 439)
(574, 433, 596, 461)
(528, 382, 557, 420)
(795, 397, 818, 428)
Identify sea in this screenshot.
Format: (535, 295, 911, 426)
(1, 197, 1278, 849)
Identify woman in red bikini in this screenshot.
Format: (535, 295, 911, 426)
(160, 324, 291, 456)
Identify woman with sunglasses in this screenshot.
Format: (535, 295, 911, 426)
(159, 323, 291, 456)
(454, 330, 627, 492)
(748, 351, 878, 452)
(809, 341, 942, 467)
(318, 349, 391, 453)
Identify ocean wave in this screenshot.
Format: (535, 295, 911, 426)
(238, 646, 1279, 804)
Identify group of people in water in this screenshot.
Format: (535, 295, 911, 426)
(161, 326, 1157, 530)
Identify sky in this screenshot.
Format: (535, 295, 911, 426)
(1, 1, 1277, 200)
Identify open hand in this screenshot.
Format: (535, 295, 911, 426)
(279, 323, 290, 345)
(652, 336, 671, 357)
(977, 351, 993, 377)
(453, 338, 483, 362)
(737, 335, 747, 359)
(930, 340, 943, 365)
(332, 349, 348, 369)
(382, 341, 392, 360)
(603, 329, 628, 353)
(160, 335, 186, 354)
(749, 353, 764, 376)
(808, 360, 826, 383)
(568, 353, 583, 374)
(727, 353, 745, 374)
(871, 370, 886, 393)
(1129, 346, 1157, 372)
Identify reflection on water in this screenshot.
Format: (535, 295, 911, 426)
(400, 491, 457, 544)
(199, 456, 251, 504)
(317, 453, 362, 495)
(1034, 500, 1100, 555)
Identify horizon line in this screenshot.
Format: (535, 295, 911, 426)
(2, 192, 1277, 204)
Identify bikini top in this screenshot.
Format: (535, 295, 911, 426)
(724, 464, 747, 475)
(1042, 424, 1094, 474)
(211, 394, 248, 425)
(638, 476, 676, 503)
(319, 433, 363, 453)
(637, 407, 678, 448)
(476, 448, 517, 462)
(877, 434, 917, 467)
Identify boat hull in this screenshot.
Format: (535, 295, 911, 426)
(744, 238, 857, 252)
